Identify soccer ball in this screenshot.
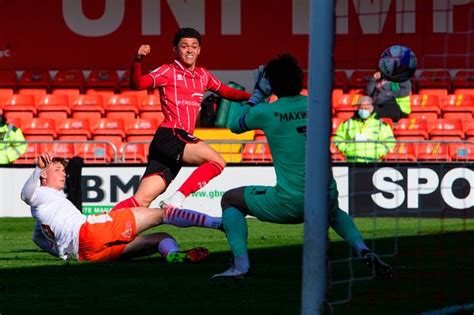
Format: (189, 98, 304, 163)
(378, 45, 417, 82)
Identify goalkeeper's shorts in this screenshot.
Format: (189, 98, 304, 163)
(78, 208, 137, 262)
(244, 185, 304, 224)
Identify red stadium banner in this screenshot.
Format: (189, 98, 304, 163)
(0, 0, 473, 71)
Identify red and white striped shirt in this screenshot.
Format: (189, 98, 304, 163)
(131, 59, 250, 133)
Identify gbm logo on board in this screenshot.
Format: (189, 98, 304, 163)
(349, 165, 474, 218)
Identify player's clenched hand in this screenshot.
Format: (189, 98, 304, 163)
(373, 71, 381, 80)
(137, 45, 151, 58)
(37, 151, 54, 169)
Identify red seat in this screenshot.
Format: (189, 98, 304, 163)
(429, 118, 465, 140)
(383, 142, 417, 162)
(51, 70, 85, 94)
(14, 143, 45, 164)
(0, 70, 17, 93)
(121, 142, 146, 163)
(453, 70, 474, 89)
(416, 142, 451, 161)
(37, 94, 71, 121)
(17, 70, 51, 94)
(441, 94, 474, 120)
(57, 118, 91, 141)
(334, 93, 359, 120)
(23, 118, 57, 141)
(91, 118, 126, 156)
(333, 70, 348, 91)
(332, 89, 344, 111)
(139, 94, 164, 122)
(44, 142, 75, 159)
(85, 70, 118, 93)
(453, 89, 474, 97)
(347, 70, 373, 94)
(417, 88, 448, 102)
(410, 94, 441, 118)
(463, 119, 474, 140)
(449, 142, 474, 161)
(332, 118, 342, 135)
(105, 95, 139, 125)
(394, 118, 430, 140)
(75, 142, 113, 164)
(3, 95, 36, 122)
(416, 70, 452, 91)
(71, 94, 105, 127)
(125, 118, 158, 142)
(242, 143, 272, 163)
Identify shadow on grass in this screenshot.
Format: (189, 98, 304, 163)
(0, 232, 473, 315)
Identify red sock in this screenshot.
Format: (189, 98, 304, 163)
(178, 161, 224, 197)
(112, 196, 139, 211)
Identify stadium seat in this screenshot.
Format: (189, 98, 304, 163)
(449, 142, 474, 161)
(334, 93, 359, 120)
(14, 143, 45, 164)
(332, 89, 344, 111)
(0, 89, 13, 98)
(105, 95, 139, 125)
(71, 94, 105, 127)
(453, 88, 474, 97)
(51, 70, 85, 93)
(121, 142, 146, 163)
(380, 117, 394, 129)
(57, 118, 91, 141)
(37, 94, 71, 121)
(75, 142, 113, 164)
(394, 118, 430, 140)
(23, 117, 57, 141)
(0, 70, 17, 94)
(441, 94, 474, 120)
(3, 94, 36, 122)
(453, 70, 474, 89)
(410, 94, 441, 119)
(91, 118, 126, 156)
(333, 70, 348, 91)
(17, 70, 51, 94)
(416, 70, 452, 92)
(332, 117, 342, 135)
(85, 70, 119, 93)
(44, 142, 75, 159)
(429, 118, 465, 140)
(418, 88, 448, 101)
(125, 118, 158, 142)
(139, 95, 164, 122)
(347, 70, 373, 94)
(242, 143, 272, 163)
(463, 119, 474, 140)
(416, 142, 451, 161)
(383, 142, 417, 162)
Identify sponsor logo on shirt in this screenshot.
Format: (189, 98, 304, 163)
(177, 74, 183, 81)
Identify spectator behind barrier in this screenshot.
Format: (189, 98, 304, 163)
(334, 95, 395, 162)
(0, 109, 27, 164)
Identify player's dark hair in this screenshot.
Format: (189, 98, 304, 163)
(173, 27, 202, 47)
(264, 54, 303, 97)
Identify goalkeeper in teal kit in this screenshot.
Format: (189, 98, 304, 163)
(212, 54, 393, 279)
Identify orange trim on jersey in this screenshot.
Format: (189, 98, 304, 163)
(78, 208, 137, 262)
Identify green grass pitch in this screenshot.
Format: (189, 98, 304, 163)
(0, 217, 473, 314)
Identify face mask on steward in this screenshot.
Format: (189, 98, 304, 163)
(358, 109, 372, 120)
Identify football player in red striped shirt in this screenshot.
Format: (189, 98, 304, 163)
(113, 27, 251, 213)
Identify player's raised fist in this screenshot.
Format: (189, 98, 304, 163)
(138, 45, 151, 57)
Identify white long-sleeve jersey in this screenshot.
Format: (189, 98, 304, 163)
(21, 167, 86, 260)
